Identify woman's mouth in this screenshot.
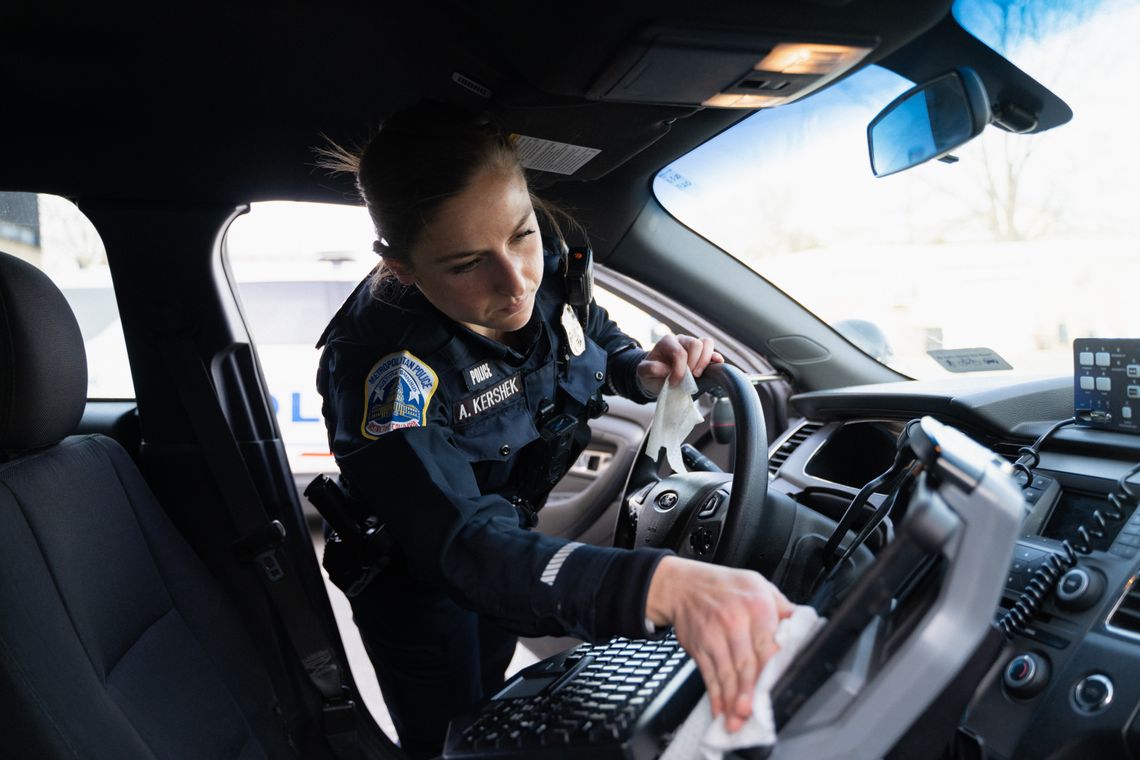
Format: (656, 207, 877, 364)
(499, 298, 528, 316)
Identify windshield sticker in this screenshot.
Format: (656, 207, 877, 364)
(454, 373, 523, 424)
(657, 168, 694, 191)
(509, 134, 600, 175)
(361, 351, 438, 439)
(927, 348, 1013, 373)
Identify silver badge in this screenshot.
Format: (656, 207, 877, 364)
(562, 304, 585, 356)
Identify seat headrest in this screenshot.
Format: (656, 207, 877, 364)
(0, 251, 88, 452)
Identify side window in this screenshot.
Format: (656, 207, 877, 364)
(594, 284, 672, 350)
(224, 202, 376, 479)
(0, 191, 133, 399)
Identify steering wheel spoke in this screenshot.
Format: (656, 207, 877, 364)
(615, 363, 793, 574)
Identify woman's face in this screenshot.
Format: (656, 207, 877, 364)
(393, 165, 544, 343)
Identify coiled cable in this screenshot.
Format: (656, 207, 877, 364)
(999, 446, 1140, 638)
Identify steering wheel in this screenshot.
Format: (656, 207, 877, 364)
(614, 363, 796, 576)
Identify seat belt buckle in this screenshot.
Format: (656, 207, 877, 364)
(233, 520, 287, 582)
(322, 694, 357, 736)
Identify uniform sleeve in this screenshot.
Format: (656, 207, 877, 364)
(585, 301, 655, 403)
(319, 338, 669, 640)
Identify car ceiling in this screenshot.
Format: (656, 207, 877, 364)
(7, 1, 953, 213)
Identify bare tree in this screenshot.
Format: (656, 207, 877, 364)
(955, 0, 1103, 240)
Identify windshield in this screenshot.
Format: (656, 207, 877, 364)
(654, 0, 1140, 379)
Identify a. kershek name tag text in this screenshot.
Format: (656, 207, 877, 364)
(454, 373, 522, 422)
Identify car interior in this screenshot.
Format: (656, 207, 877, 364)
(5, 1, 1140, 758)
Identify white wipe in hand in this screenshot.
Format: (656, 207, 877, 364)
(661, 605, 825, 760)
(644, 366, 705, 473)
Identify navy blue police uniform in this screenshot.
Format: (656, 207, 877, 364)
(315, 248, 671, 757)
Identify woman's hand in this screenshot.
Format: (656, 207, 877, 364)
(636, 334, 724, 396)
(645, 556, 793, 732)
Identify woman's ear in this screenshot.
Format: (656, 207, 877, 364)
(384, 258, 416, 286)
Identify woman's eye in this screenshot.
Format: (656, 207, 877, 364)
(513, 228, 536, 243)
(451, 259, 481, 274)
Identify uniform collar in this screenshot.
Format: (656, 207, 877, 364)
(452, 299, 545, 364)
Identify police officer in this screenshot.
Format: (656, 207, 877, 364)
(315, 102, 791, 758)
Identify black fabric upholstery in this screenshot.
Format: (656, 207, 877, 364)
(0, 252, 88, 452)
(0, 249, 297, 758)
(0, 434, 296, 759)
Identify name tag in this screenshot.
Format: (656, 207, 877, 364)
(455, 373, 523, 422)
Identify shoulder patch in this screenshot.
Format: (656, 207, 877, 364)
(361, 351, 439, 439)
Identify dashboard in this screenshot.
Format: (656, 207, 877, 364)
(771, 374, 1140, 760)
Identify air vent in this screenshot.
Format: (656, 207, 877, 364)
(1107, 577, 1140, 639)
(769, 421, 824, 477)
(993, 440, 1027, 464)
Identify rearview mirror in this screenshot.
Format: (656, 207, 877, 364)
(867, 68, 990, 178)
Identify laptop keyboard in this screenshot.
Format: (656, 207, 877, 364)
(444, 634, 703, 758)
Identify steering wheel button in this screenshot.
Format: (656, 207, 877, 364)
(655, 491, 678, 510)
(698, 491, 725, 518)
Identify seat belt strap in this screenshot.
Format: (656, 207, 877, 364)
(157, 333, 359, 755)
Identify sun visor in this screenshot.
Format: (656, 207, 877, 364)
(587, 27, 877, 109)
(495, 102, 696, 185)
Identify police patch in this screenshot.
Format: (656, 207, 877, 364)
(454, 372, 522, 423)
(361, 351, 439, 439)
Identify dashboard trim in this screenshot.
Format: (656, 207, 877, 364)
(1103, 574, 1140, 644)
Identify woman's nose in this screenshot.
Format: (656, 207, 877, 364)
(493, 251, 527, 297)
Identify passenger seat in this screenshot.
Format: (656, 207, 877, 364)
(0, 250, 297, 758)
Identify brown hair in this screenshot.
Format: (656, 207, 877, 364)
(316, 101, 582, 298)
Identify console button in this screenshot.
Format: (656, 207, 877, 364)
(1129, 364, 1140, 378)
(1073, 674, 1113, 713)
(1096, 352, 1112, 367)
(1006, 655, 1035, 686)
(1096, 377, 1112, 392)
(1124, 406, 1134, 420)
(1080, 376, 1095, 390)
(1004, 652, 1050, 698)
(1129, 386, 1140, 399)
(1055, 567, 1105, 612)
(1080, 352, 1095, 366)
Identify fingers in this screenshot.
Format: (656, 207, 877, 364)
(635, 358, 670, 397)
(668, 336, 689, 385)
(644, 334, 687, 387)
(723, 621, 760, 732)
(647, 334, 720, 385)
(656, 560, 789, 734)
(690, 648, 723, 719)
(763, 577, 795, 618)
